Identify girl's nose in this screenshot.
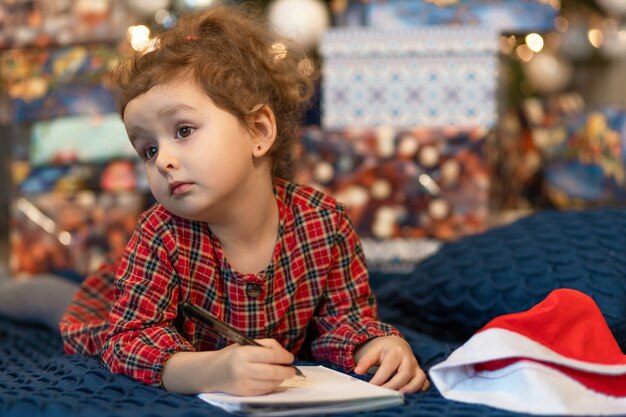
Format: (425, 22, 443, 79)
(155, 145, 179, 173)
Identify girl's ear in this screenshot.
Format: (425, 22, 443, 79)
(250, 104, 277, 158)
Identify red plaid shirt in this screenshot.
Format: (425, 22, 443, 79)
(60, 179, 400, 387)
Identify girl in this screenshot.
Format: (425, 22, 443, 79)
(60, 6, 429, 396)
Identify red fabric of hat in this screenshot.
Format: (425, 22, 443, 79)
(430, 288, 626, 415)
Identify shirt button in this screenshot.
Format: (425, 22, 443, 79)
(246, 283, 262, 298)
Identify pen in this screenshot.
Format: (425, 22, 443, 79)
(181, 302, 306, 378)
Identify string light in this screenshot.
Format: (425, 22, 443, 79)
(270, 42, 288, 61)
(588, 28, 604, 48)
(154, 10, 176, 28)
(516, 44, 534, 62)
(554, 16, 569, 32)
(525, 33, 545, 53)
(128, 25, 151, 51)
(15, 198, 72, 246)
(499, 35, 517, 55)
(298, 57, 315, 75)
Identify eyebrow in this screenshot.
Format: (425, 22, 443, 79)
(126, 104, 197, 144)
(156, 104, 196, 119)
(125, 125, 147, 145)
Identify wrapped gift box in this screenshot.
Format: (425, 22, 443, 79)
(543, 107, 626, 207)
(30, 113, 135, 166)
(363, 0, 558, 32)
(0, 44, 118, 123)
(333, 0, 558, 32)
(321, 27, 499, 129)
(14, 160, 148, 195)
(494, 95, 626, 210)
(0, 0, 133, 49)
(10, 191, 151, 278)
(297, 126, 490, 240)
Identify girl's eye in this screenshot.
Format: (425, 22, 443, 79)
(176, 126, 194, 139)
(143, 145, 158, 160)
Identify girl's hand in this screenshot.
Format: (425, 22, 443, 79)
(162, 338, 295, 395)
(353, 336, 430, 393)
(212, 338, 296, 396)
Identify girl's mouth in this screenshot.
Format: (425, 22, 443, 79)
(169, 182, 193, 196)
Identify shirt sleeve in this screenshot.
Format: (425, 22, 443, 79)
(309, 207, 401, 371)
(100, 215, 194, 387)
(59, 255, 119, 356)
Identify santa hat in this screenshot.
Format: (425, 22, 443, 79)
(429, 288, 626, 415)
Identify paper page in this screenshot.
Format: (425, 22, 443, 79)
(198, 365, 404, 414)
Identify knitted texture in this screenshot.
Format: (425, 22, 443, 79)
(2, 208, 625, 417)
(375, 208, 626, 348)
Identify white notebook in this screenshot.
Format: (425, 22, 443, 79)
(198, 365, 405, 416)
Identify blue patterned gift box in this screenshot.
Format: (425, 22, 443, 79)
(363, 0, 558, 33)
(320, 27, 499, 130)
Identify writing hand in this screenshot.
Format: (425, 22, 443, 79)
(162, 338, 295, 395)
(212, 338, 297, 396)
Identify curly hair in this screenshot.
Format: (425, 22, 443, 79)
(106, 6, 314, 181)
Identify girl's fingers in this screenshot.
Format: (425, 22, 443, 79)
(379, 365, 413, 391)
(244, 340, 295, 365)
(383, 364, 429, 393)
(247, 362, 296, 383)
(398, 370, 430, 394)
(368, 354, 402, 386)
(255, 338, 285, 350)
(354, 348, 380, 375)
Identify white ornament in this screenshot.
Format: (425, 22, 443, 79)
(600, 26, 626, 59)
(375, 126, 396, 158)
(559, 19, 593, 61)
(418, 146, 440, 168)
(523, 51, 574, 94)
(441, 159, 460, 185)
(397, 135, 418, 157)
(596, 0, 626, 16)
(127, 0, 170, 16)
(428, 198, 450, 221)
(372, 207, 397, 238)
(75, 0, 109, 14)
(176, 0, 218, 11)
(312, 161, 334, 184)
(371, 179, 392, 200)
(268, 0, 330, 49)
(338, 185, 369, 208)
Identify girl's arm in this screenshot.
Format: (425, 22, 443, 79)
(309, 207, 428, 392)
(161, 339, 295, 395)
(308, 208, 400, 368)
(101, 211, 296, 394)
(100, 215, 195, 387)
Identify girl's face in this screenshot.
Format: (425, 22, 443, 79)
(123, 80, 264, 223)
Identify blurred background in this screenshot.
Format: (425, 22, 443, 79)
(1, 0, 625, 279)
